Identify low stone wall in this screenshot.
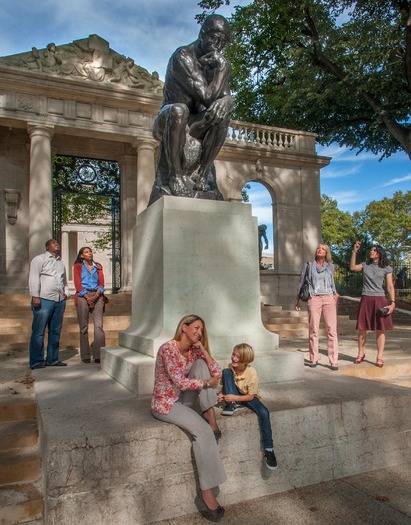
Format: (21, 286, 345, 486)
(35, 369, 411, 524)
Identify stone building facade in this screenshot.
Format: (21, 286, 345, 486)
(0, 35, 330, 306)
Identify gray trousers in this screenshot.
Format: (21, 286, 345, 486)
(152, 359, 227, 490)
(182, 358, 218, 411)
(76, 297, 105, 360)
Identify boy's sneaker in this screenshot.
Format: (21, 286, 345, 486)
(264, 450, 278, 470)
(221, 402, 237, 416)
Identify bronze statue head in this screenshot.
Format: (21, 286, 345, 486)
(199, 14, 230, 54)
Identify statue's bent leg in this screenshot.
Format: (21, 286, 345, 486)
(193, 117, 230, 192)
(163, 103, 189, 179)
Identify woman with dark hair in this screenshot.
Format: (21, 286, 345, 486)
(295, 243, 339, 370)
(151, 314, 226, 521)
(350, 241, 395, 367)
(73, 247, 105, 364)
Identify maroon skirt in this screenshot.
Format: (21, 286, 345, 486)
(356, 295, 394, 331)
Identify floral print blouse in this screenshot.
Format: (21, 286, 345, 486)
(151, 339, 222, 414)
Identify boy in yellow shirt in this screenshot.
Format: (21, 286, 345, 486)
(218, 343, 278, 470)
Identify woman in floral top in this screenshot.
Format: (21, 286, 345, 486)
(152, 314, 226, 521)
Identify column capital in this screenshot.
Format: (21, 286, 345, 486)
(132, 137, 158, 151)
(27, 123, 54, 140)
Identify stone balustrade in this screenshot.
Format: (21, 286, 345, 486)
(227, 120, 298, 151)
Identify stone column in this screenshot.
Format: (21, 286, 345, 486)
(61, 229, 70, 278)
(118, 155, 137, 292)
(135, 138, 157, 216)
(27, 124, 54, 260)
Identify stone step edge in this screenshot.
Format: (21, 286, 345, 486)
(0, 400, 37, 423)
(0, 453, 41, 485)
(0, 481, 43, 525)
(0, 419, 38, 451)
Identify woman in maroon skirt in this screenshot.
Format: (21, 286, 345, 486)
(350, 241, 395, 367)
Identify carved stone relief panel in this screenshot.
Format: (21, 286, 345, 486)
(0, 35, 163, 95)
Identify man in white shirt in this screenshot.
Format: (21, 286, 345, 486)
(28, 239, 70, 369)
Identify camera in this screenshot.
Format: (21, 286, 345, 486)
(378, 307, 389, 317)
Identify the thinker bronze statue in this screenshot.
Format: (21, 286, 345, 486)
(148, 14, 233, 205)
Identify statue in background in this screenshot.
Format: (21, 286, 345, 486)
(258, 225, 269, 269)
(149, 14, 233, 205)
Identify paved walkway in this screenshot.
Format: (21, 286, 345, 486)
(155, 462, 411, 525)
(280, 324, 411, 388)
(1, 325, 410, 525)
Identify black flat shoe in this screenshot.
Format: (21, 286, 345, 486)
(202, 505, 225, 522)
(214, 430, 222, 441)
(82, 359, 91, 364)
(30, 363, 45, 370)
(47, 361, 67, 367)
(195, 491, 225, 522)
(94, 359, 101, 364)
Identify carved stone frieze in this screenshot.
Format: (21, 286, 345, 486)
(0, 34, 163, 94)
(17, 94, 34, 111)
(0, 88, 155, 134)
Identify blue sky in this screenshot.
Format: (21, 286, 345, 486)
(1, 0, 410, 254)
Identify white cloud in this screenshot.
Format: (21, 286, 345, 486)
(329, 190, 363, 207)
(250, 205, 273, 224)
(321, 164, 361, 179)
(246, 182, 273, 225)
(380, 174, 411, 188)
(317, 145, 375, 162)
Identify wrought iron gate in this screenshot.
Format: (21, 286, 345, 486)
(52, 156, 121, 293)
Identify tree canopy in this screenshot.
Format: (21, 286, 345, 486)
(321, 191, 411, 266)
(354, 190, 411, 263)
(320, 194, 357, 267)
(198, 0, 411, 160)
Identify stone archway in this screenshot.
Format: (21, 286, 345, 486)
(245, 180, 275, 269)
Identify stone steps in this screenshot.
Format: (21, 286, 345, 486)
(0, 398, 43, 525)
(261, 303, 357, 339)
(0, 294, 132, 306)
(0, 333, 123, 352)
(0, 316, 131, 332)
(0, 294, 132, 353)
(0, 446, 41, 485)
(0, 483, 43, 525)
(0, 419, 38, 450)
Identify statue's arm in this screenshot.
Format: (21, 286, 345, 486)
(172, 48, 230, 107)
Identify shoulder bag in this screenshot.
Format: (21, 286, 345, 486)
(299, 262, 310, 302)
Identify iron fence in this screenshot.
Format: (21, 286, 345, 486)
(334, 264, 410, 297)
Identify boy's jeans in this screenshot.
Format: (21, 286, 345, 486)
(221, 368, 274, 449)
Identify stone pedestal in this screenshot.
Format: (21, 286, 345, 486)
(102, 196, 303, 394)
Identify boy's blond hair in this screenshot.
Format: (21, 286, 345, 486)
(232, 343, 254, 364)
